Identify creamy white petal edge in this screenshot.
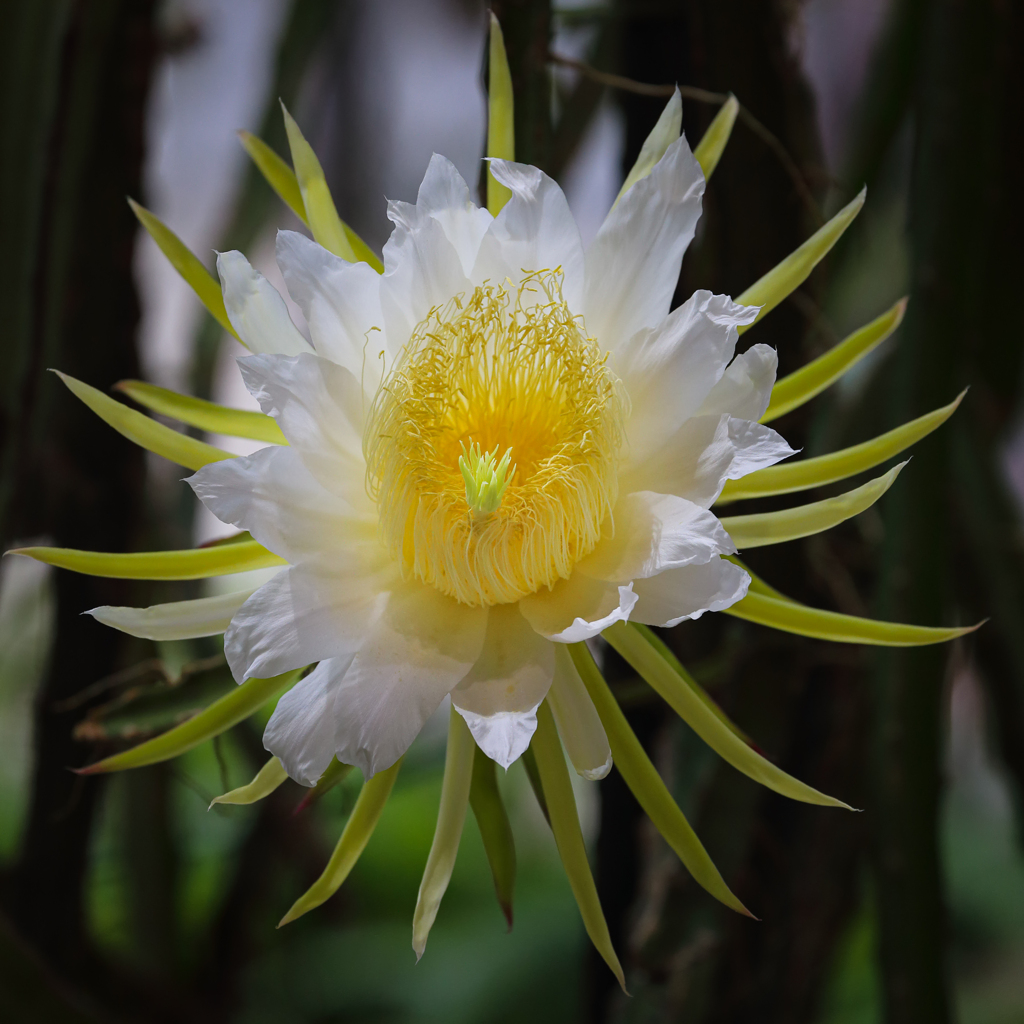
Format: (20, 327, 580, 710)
(182, 114, 801, 784)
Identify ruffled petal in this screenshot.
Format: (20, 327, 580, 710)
(264, 581, 487, 782)
(414, 153, 493, 275)
(583, 134, 705, 350)
(471, 160, 585, 309)
(631, 558, 751, 627)
(548, 644, 611, 781)
(224, 560, 392, 681)
(262, 655, 355, 786)
(576, 490, 735, 583)
(451, 603, 555, 768)
(614, 291, 759, 465)
(621, 413, 796, 508)
(519, 573, 637, 643)
(217, 250, 312, 356)
(697, 343, 778, 421)
(189, 445, 374, 566)
(236, 352, 368, 507)
(275, 230, 385, 381)
(379, 198, 470, 353)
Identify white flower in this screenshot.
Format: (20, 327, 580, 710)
(189, 135, 794, 785)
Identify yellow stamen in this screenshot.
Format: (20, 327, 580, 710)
(365, 271, 626, 607)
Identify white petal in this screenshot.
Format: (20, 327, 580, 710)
(615, 291, 759, 466)
(584, 135, 705, 350)
(548, 644, 611, 781)
(264, 582, 486, 782)
(236, 352, 368, 507)
(189, 445, 374, 566)
(224, 561, 391, 681)
(576, 491, 735, 583)
(86, 587, 258, 641)
(520, 573, 637, 643)
(615, 89, 681, 204)
(217, 250, 312, 357)
(263, 655, 355, 786)
(276, 230, 386, 381)
(631, 558, 750, 627)
(697, 343, 778, 421)
(471, 160, 585, 310)
(451, 603, 555, 768)
(380, 199, 470, 353)
(621, 413, 796, 508)
(414, 153, 493, 275)
(343, 583, 488, 777)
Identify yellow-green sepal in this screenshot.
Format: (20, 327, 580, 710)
(720, 462, 906, 549)
(486, 12, 515, 216)
(737, 188, 866, 334)
(279, 104, 384, 272)
(55, 372, 234, 470)
(77, 669, 302, 775)
(210, 755, 289, 807)
(615, 89, 681, 207)
(115, 379, 286, 445)
(412, 707, 475, 959)
(469, 746, 517, 928)
(238, 130, 308, 224)
(762, 298, 907, 423)
(128, 198, 240, 340)
(693, 95, 739, 181)
(569, 642, 751, 916)
(9, 537, 286, 580)
(278, 757, 403, 926)
(717, 390, 965, 504)
(724, 589, 979, 646)
(532, 700, 626, 992)
(631, 624, 752, 746)
(602, 621, 851, 810)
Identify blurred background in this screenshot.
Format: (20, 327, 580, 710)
(2, 0, 1023, 1021)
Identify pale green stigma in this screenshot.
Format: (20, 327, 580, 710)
(459, 440, 515, 519)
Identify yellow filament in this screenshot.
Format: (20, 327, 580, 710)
(365, 272, 625, 606)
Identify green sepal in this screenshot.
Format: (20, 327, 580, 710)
(469, 747, 517, 928)
(736, 188, 865, 334)
(762, 297, 906, 423)
(279, 104, 385, 272)
(56, 372, 234, 470)
(615, 89, 680, 206)
(724, 588, 980, 646)
(693, 95, 739, 180)
(631, 624, 752, 746)
(279, 757, 403, 926)
(486, 12, 515, 215)
(128, 198, 240, 340)
(569, 642, 751, 916)
(520, 745, 549, 824)
(412, 707, 475, 959)
(532, 700, 626, 992)
(602, 621, 851, 809)
(115, 379, 286, 445)
(717, 390, 966, 504)
(238, 130, 308, 224)
(76, 669, 303, 774)
(210, 756, 289, 807)
(719, 462, 906, 549)
(9, 537, 286, 580)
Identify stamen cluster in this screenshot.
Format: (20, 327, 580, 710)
(365, 271, 626, 606)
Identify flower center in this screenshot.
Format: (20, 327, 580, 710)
(364, 270, 626, 607)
